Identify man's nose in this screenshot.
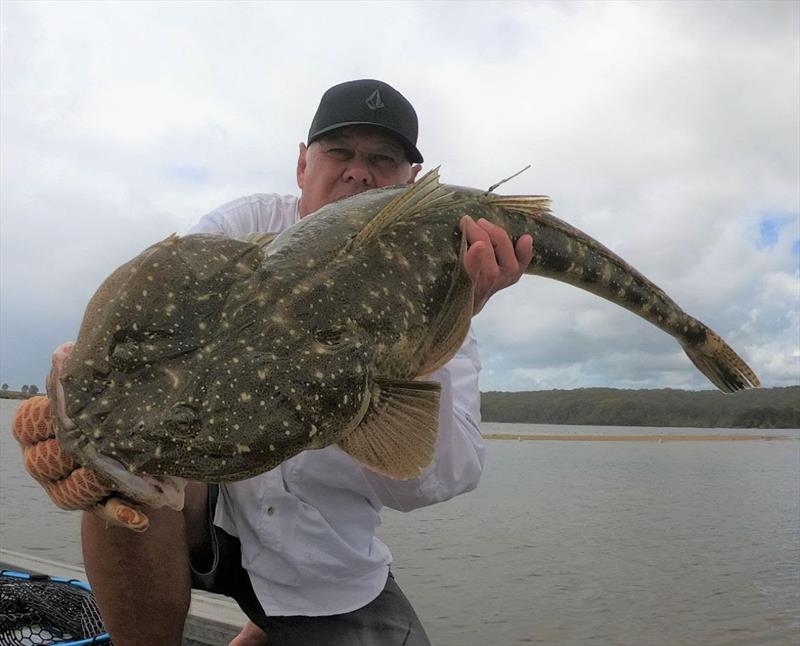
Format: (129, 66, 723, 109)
(343, 156, 373, 185)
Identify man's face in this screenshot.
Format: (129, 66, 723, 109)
(297, 125, 421, 217)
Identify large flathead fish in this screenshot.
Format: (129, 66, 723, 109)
(50, 169, 759, 503)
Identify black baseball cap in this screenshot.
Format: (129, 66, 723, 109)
(307, 79, 423, 163)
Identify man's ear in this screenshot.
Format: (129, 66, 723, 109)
(297, 142, 308, 189)
(408, 163, 422, 183)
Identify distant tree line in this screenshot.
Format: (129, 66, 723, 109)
(480, 386, 800, 429)
(0, 384, 40, 398)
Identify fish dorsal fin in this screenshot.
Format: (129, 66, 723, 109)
(338, 378, 440, 479)
(236, 232, 280, 251)
(482, 195, 551, 216)
(351, 168, 454, 247)
(418, 232, 474, 375)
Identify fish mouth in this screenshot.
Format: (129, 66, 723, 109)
(84, 452, 186, 509)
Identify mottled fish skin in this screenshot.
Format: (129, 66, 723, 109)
(56, 169, 760, 491)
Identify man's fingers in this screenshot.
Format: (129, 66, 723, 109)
(12, 396, 54, 445)
(23, 438, 76, 482)
(95, 499, 150, 532)
(477, 218, 517, 270)
(43, 467, 113, 510)
(228, 620, 270, 646)
(516, 234, 534, 267)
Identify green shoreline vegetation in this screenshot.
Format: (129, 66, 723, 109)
(481, 386, 799, 429)
(3, 386, 798, 428)
(0, 391, 35, 401)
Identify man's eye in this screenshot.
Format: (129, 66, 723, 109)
(370, 154, 398, 168)
(326, 148, 352, 159)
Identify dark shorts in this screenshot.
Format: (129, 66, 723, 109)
(189, 485, 432, 646)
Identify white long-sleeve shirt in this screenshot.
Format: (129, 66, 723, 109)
(189, 193, 485, 616)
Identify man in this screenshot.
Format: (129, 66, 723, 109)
(20, 80, 533, 645)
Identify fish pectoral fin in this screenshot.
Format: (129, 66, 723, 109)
(338, 378, 441, 479)
(351, 168, 455, 247)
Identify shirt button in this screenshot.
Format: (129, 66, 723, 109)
(266, 506, 275, 516)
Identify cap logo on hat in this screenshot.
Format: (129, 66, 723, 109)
(365, 89, 384, 111)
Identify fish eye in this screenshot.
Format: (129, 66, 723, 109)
(164, 403, 199, 438)
(313, 328, 343, 347)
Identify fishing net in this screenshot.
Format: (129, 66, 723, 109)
(0, 571, 110, 645)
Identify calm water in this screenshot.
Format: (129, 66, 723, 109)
(1, 399, 798, 645)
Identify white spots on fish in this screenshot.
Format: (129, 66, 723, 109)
(236, 443, 251, 454)
(240, 392, 252, 402)
(198, 321, 207, 331)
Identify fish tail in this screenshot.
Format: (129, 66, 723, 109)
(480, 194, 761, 392)
(681, 328, 761, 393)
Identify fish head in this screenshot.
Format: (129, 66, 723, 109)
(166, 323, 375, 480)
(58, 324, 374, 483)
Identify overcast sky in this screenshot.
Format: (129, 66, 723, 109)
(1, 1, 798, 393)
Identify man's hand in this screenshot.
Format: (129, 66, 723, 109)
(11, 343, 150, 531)
(460, 216, 533, 315)
(228, 621, 269, 646)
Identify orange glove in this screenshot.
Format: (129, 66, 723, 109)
(11, 343, 151, 531)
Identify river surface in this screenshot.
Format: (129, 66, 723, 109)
(1, 399, 798, 645)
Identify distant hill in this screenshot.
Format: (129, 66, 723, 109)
(480, 386, 800, 429)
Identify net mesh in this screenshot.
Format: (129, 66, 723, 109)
(0, 572, 108, 645)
